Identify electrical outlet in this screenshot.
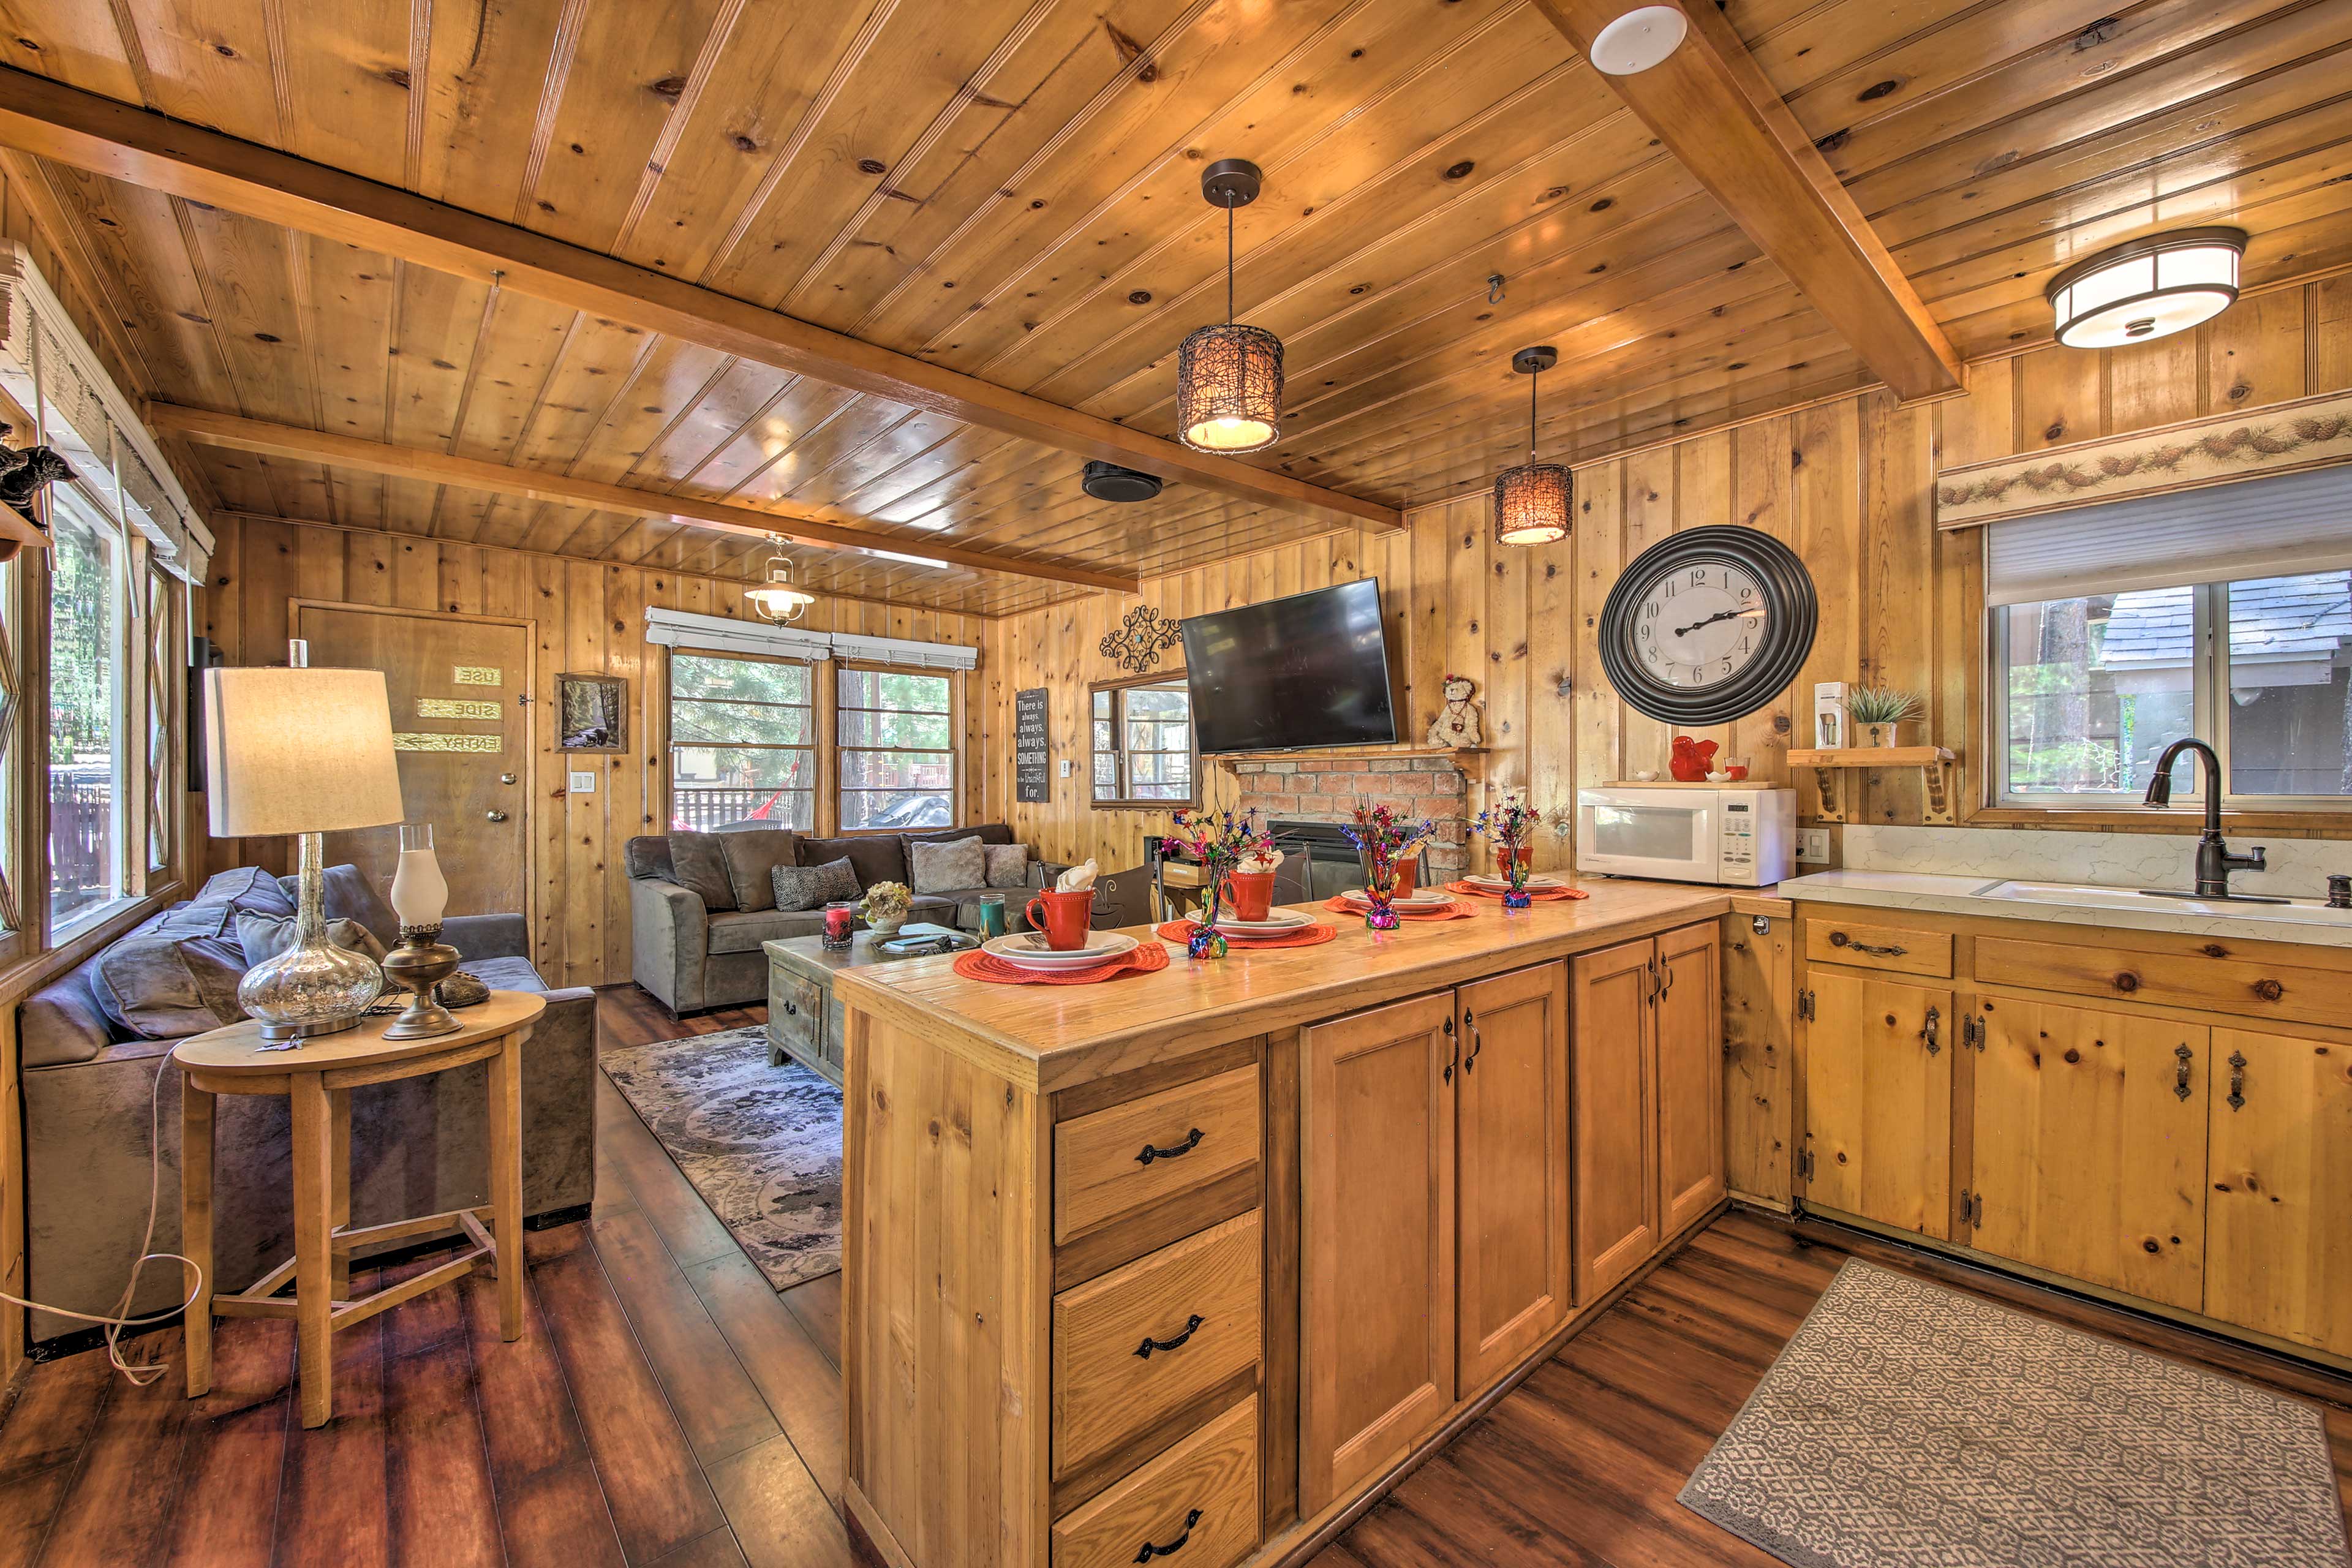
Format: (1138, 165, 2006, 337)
(1058, 758, 1073, 778)
(568, 770, 598, 794)
(1795, 827, 1830, 864)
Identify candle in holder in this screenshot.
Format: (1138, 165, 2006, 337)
(823, 904, 854, 950)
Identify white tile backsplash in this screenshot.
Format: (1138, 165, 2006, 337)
(1842, 824, 2351, 898)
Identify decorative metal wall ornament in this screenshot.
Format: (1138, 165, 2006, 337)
(1493, 346, 1570, 546)
(1099, 605, 1183, 673)
(1176, 159, 1283, 454)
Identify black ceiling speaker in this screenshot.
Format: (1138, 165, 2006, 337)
(1082, 460, 1164, 503)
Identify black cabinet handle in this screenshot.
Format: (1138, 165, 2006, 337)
(1830, 931, 1906, 957)
(1135, 1313, 1205, 1359)
(1442, 1014, 1457, 1084)
(1461, 1009, 1481, 1074)
(1135, 1510, 1204, 1564)
(782, 1000, 797, 1016)
(1136, 1129, 1204, 1165)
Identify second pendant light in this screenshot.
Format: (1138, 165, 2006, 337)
(1494, 346, 1570, 546)
(1177, 159, 1284, 454)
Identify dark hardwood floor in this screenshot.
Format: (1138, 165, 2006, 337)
(1, 985, 2346, 1568)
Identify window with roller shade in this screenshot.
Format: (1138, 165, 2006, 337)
(837, 665, 956, 830)
(667, 650, 815, 831)
(1988, 466, 2352, 807)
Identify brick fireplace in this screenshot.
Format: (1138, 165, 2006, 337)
(1224, 752, 1472, 878)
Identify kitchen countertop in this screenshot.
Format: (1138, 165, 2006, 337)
(832, 878, 1763, 1091)
(1778, 868, 2352, 949)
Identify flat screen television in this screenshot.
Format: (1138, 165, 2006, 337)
(1180, 579, 1398, 754)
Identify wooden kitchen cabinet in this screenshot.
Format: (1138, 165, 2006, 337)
(1656, 921, 1725, 1236)
(1968, 998, 2207, 1312)
(1300, 991, 1455, 1512)
(2204, 1027, 2352, 1357)
(1454, 962, 1571, 1390)
(1800, 970, 1952, 1240)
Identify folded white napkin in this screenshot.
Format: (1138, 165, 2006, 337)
(1235, 848, 1283, 874)
(1056, 859, 1098, 893)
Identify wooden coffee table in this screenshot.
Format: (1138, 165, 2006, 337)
(763, 929, 973, 1084)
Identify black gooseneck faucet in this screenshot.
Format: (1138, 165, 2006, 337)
(2142, 738, 2277, 902)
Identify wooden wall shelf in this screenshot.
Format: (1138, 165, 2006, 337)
(1787, 747, 1959, 825)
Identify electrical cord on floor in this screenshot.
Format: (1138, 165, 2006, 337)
(0, 1062, 204, 1386)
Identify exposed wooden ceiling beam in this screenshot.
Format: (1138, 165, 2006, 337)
(145, 403, 1142, 595)
(1530, 1, 1965, 403)
(0, 68, 1403, 535)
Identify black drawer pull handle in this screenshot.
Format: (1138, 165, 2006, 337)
(1135, 1509, 1204, 1563)
(1136, 1129, 1204, 1165)
(782, 1000, 797, 1016)
(1830, 931, 1906, 957)
(1135, 1313, 1205, 1359)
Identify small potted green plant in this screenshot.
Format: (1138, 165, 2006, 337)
(860, 880, 914, 939)
(1847, 686, 1923, 747)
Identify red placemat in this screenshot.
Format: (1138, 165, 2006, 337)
(1155, 919, 1338, 949)
(1322, 894, 1476, 922)
(951, 941, 1170, 986)
(1446, 880, 1589, 902)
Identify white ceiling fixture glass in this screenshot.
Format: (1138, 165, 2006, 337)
(1589, 6, 1689, 75)
(2046, 228, 2247, 349)
(1494, 346, 1570, 548)
(745, 535, 818, 624)
(1176, 159, 1283, 455)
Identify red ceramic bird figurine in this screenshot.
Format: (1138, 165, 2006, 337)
(1668, 736, 1719, 782)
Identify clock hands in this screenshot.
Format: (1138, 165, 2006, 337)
(1672, 606, 1762, 638)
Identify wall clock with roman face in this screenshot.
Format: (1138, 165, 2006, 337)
(1597, 525, 1817, 725)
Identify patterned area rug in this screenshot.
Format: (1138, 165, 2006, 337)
(600, 1025, 841, 1291)
(1681, 1261, 2350, 1568)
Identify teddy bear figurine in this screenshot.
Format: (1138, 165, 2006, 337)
(1425, 673, 1483, 750)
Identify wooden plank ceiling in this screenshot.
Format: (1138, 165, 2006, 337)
(8, 0, 2352, 616)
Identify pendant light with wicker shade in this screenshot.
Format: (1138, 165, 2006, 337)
(1177, 159, 1283, 454)
(1494, 345, 1570, 546)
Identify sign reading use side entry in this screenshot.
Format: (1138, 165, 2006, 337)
(1015, 687, 1051, 804)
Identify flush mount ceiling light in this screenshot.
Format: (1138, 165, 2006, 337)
(1589, 5, 1689, 75)
(744, 535, 817, 623)
(1176, 158, 1283, 454)
(2046, 227, 2247, 349)
(1494, 345, 1570, 548)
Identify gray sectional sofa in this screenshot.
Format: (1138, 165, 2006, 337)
(16, 864, 596, 1347)
(627, 821, 1067, 1012)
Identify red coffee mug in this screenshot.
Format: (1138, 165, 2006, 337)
(1024, 886, 1096, 951)
(1392, 858, 1421, 899)
(1496, 843, 1532, 875)
(1224, 869, 1276, 922)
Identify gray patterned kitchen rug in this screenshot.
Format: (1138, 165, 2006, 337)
(1679, 1259, 2350, 1568)
(600, 1025, 841, 1291)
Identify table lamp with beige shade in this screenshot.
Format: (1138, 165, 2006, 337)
(203, 646, 405, 1046)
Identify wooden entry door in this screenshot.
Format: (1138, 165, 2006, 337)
(293, 603, 531, 919)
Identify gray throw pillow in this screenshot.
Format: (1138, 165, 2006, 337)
(89, 933, 249, 1039)
(716, 828, 799, 913)
(771, 858, 860, 913)
(665, 832, 738, 911)
(909, 835, 986, 895)
(236, 913, 388, 968)
(984, 844, 1030, 889)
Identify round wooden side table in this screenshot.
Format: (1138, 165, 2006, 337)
(172, 990, 545, 1428)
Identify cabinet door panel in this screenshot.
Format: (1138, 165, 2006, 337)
(1300, 992, 1455, 1512)
(1456, 962, 1570, 1391)
(1802, 971, 1951, 1238)
(1572, 938, 1658, 1302)
(1971, 999, 2207, 1311)
(2206, 1029, 2352, 1356)
(1656, 922, 1725, 1237)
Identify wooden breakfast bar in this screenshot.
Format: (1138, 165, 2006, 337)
(831, 880, 1768, 1568)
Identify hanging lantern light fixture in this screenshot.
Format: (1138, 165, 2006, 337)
(1176, 159, 1283, 454)
(744, 535, 817, 624)
(1493, 346, 1570, 547)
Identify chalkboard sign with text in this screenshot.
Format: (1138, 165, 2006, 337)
(1015, 687, 1051, 804)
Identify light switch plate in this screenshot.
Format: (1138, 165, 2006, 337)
(1058, 758, 1073, 778)
(569, 770, 598, 793)
(1795, 827, 1830, 864)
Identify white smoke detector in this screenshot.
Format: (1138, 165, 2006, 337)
(1590, 6, 1689, 76)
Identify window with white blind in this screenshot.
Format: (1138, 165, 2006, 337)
(1989, 467, 2352, 807)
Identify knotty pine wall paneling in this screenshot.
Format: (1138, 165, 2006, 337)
(198, 514, 987, 989)
(984, 276, 2352, 873)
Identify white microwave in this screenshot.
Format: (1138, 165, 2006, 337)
(1574, 785, 1795, 887)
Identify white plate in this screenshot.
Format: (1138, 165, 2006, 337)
(984, 931, 1139, 970)
(1210, 909, 1315, 935)
(1463, 872, 1567, 891)
(1339, 888, 1452, 911)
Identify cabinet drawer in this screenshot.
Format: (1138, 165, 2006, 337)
(1053, 1396, 1260, 1568)
(1978, 936, 2342, 1030)
(1805, 918, 1952, 979)
(1055, 1066, 1260, 1244)
(767, 965, 825, 1058)
(1054, 1210, 1262, 1479)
